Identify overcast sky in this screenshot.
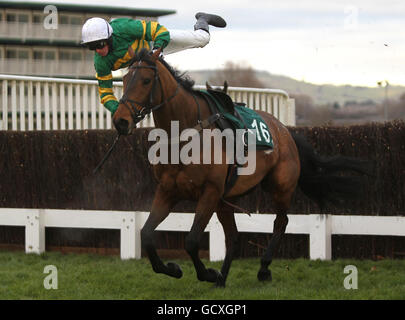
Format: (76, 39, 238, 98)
(20, 0, 405, 87)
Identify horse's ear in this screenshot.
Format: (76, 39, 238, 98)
(206, 81, 213, 91)
(223, 81, 228, 94)
(128, 45, 135, 59)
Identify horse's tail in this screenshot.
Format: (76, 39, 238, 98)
(290, 131, 373, 210)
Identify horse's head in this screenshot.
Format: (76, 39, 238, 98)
(113, 48, 163, 135)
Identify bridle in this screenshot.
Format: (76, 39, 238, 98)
(119, 58, 180, 125)
(94, 57, 179, 174)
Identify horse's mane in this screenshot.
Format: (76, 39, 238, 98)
(129, 48, 195, 92)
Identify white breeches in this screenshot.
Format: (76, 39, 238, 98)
(163, 29, 210, 55)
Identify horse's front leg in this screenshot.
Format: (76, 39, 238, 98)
(185, 184, 223, 284)
(141, 186, 181, 278)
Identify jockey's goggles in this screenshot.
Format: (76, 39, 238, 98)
(87, 40, 108, 51)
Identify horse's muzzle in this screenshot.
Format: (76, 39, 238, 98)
(113, 118, 131, 135)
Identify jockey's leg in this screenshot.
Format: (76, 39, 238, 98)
(163, 12, 226, 55)
(164, 29, 211, 54)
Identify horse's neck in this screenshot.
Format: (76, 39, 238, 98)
(152, 65, 205, 135)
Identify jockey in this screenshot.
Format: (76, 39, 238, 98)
(81, 13, 226, 115)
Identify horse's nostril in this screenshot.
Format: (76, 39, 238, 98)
(114, 118, 129, 134)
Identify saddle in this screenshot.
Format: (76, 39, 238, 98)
(195, 89, 273, 197)
(196, 89, 273, 149)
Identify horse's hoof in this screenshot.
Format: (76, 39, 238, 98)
(166, 262, 183, 279)
(215, 274, 226, 288)
(206, 268, 222, 283)
(257, 268, 272, 282)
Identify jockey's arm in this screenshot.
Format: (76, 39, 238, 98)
(94, 20, 170, 115)
(96, 72, 118, 114)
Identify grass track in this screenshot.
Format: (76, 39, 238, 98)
(0, 251, 404, 299)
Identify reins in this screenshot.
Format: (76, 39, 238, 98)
(93, 55, 179, 175)
(93, 134, 121, 174)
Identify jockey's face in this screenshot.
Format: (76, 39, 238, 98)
(96, 44, 109, 57)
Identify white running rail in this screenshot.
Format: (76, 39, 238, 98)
(0, 208, 404, 261)
(0, 74, 296, 131)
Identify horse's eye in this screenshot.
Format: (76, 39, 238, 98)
(143, 78, 151, 85)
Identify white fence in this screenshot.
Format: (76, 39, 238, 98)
(0, 74, 296, 131)
(1, 208, 404, 261)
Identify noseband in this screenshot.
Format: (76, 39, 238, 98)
(119, 59, 180, 124)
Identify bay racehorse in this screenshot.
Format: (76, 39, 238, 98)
(112, 48, 370, 287)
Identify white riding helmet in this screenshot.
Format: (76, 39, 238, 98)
(81, 17, 113, 44)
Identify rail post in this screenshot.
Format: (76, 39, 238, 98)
(25, 209, 45, 254)
(208, 213, 226, 261)
(309, 214, 332, 260)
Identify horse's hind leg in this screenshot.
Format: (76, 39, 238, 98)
(258, 173, 296, 281)
(185, 184, 223, 284)
(216, 201, 238, 287)
(258, 131, 299, 281)
(258, 210, 289, 281)
(141, 186, 182, 278)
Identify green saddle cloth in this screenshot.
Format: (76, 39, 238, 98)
(199, 90, 273, 149)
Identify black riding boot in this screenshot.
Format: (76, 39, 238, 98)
(194, 12, 227, 33)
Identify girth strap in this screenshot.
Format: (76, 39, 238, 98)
(192, 113, 221, 132)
